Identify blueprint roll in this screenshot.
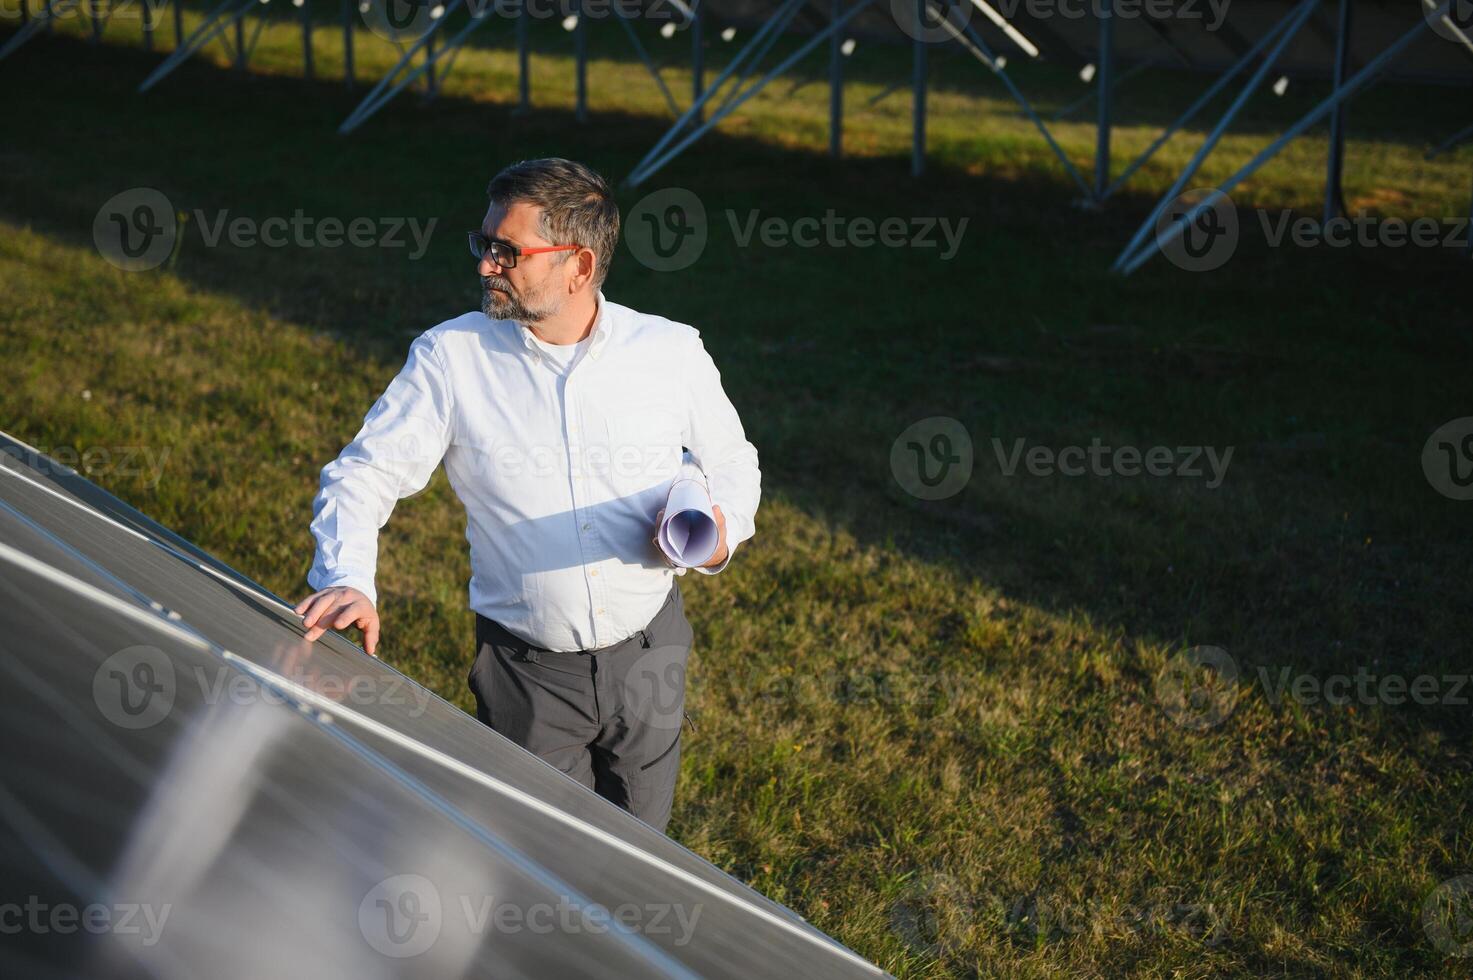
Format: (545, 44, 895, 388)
(658, 467, 719, 569)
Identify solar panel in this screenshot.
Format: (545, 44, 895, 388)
(0, 430, 891, 979)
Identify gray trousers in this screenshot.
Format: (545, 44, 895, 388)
(469, 583, 693, 834)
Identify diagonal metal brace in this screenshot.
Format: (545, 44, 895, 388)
(1112, 0, 1321, 272)
(625, 0, 874, 189)
(138, 0, 261, 92)
(1117, 0, 1449, 275)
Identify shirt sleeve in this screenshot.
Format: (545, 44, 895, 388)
(307, 334, 454, 605)
(682, 328, 761, 575)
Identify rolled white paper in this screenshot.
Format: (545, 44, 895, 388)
(658, 462, 719, 568)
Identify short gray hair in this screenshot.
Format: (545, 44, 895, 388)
(486, 158, 619, 289)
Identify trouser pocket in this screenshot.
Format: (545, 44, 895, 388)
(639, 731, 681, 772)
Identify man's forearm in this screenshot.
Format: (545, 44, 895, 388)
(308, 469, 386, 605)
(307, 332, 455, 602)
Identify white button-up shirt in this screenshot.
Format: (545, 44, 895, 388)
(308, 292, 761, 652)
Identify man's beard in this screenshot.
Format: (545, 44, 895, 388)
(481, 275, 556, 324)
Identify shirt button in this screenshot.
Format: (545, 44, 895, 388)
(590, 569, 599, 577)
(581, 522, 591, 531)
(596, 608, 605, 615)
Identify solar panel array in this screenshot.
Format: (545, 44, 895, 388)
(0, 430, 892, 979)
(782, 0, 1473, 82)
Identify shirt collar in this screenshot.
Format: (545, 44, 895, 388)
(518, 290, 612, 360)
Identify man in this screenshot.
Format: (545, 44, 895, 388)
(294, 158, 761, 834)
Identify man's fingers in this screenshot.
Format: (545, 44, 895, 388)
(330, 603, 368, 631)
(304, 602, 367, 641)
(304, 598, 353, 638)
(298, 592, 335, 630)
(305, 600, 351, 641)
(298, 589, 379, 655)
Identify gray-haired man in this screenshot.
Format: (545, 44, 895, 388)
(295, 158, 761, 833)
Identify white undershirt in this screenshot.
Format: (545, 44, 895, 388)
(528, 330, 591, 378)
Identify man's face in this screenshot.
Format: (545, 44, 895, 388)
(478, 201, 569, 325)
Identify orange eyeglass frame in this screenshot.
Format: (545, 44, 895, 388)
(468, 232, 579, 269)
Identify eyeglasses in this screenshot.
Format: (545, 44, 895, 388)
(468, 231, 578, 269)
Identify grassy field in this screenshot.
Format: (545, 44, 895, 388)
(2, 7, 1472, 977)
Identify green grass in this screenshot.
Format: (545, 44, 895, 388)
(2, 9, 1471, 977)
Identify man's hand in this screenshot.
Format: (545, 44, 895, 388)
(651, 504, 728, 569)
(703, 504, 729, 567)
(294, 586, 380, 656)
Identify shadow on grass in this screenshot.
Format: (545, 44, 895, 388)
(3, 27, 1471, 751)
